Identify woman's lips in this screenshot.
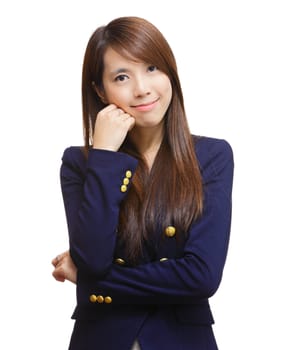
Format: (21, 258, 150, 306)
(132, 99, 159, 112)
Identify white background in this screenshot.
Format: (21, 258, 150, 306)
(0, 1, 283, 349)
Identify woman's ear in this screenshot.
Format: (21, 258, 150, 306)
(92, 81, 108, 103)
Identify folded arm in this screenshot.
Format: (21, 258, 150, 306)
(60, 147, 138, 277)
(55, 139, 234, 305)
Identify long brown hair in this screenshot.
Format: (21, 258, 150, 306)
(82, 17, 203, 263)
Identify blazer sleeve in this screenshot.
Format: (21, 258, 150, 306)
(60, 147, 138, 277)
(76, 138, 234, 305)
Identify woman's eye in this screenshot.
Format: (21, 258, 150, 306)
(148, 65, 158, 72)
(114, 74, 128, 82)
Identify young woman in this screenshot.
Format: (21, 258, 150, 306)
(52, 16, 234, 350)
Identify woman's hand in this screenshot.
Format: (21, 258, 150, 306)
(51, 251, 77, 284)
(92, 104, 135, 151)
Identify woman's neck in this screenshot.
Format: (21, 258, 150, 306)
(129, 125, 164, 169)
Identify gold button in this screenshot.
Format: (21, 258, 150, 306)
(123, 178, 130, 185)
(160, 257, 168, 262)
(89, 294, 97, 303)
(105, 296, 112, 304)
(125, 170, 132, 178)
(120, 185, 127, 192)
(97, 295, 104, 303)
(115, 258, 126, 265)
(165, 226, 176, 237)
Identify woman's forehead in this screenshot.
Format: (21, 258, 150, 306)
(103, 47, 145, 70)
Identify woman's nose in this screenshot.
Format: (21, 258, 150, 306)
(133, 77, 151, 97)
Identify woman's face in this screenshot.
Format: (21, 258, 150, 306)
(101, 47, 172, 129)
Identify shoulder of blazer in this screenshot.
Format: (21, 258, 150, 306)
(193, 135, 234, 181)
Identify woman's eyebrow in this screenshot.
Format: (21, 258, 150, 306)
(111, 67, 131, 75)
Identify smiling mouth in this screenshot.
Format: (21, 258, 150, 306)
(132, 98, 159, 111)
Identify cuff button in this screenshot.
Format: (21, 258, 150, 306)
(125, 170, 132, 178)
(97, 295, 104, 303)
(123, 178, 130, 185)
(120, 184, 127, 192)
(105, 296, 112, 304)
(89, 294, 97, 303)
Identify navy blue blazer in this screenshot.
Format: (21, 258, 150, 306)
(60, 136, 234, 350)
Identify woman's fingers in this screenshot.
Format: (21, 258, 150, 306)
(92, 104, 135, 151)
(51, 251, 77, 284)
(52, 267, 66, 282)
(51, 251, 68, 267)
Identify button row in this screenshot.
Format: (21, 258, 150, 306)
(89, 294, 112, 304)
(120, 170, 132, 193)
(114, 257, 169, 265)
(113, 226, 175, 267)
